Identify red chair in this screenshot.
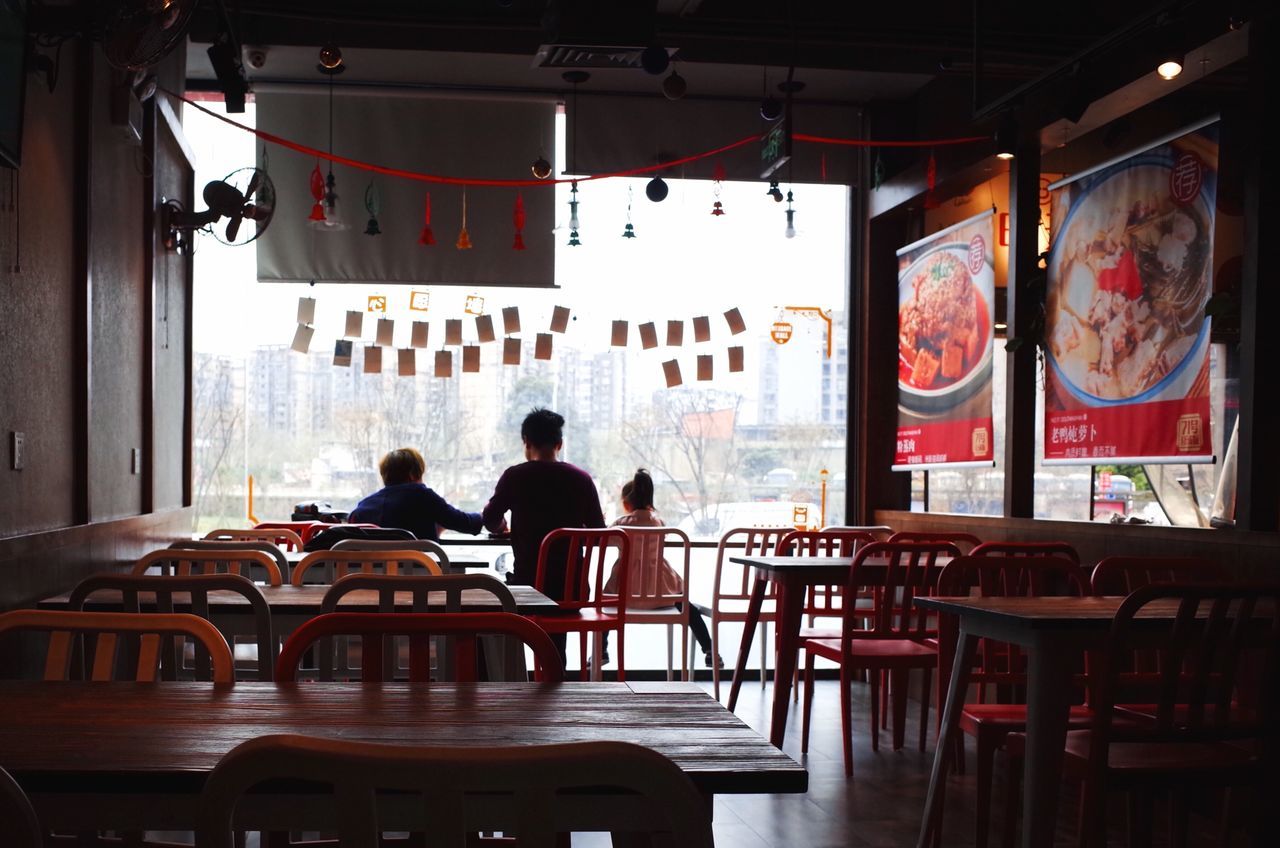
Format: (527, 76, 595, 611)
(205, 527, 306, 552)
(708, 527, 792, 699)
(1, 765, 42, 848)
(800, 541, 959, 776)
(1090, 555, 1225, 595)
(889, 531, 983, 554)
(526, 528, 631, 681)
(926, 554, 1090, 848)
(254, 520, 326, 545)
(1067, 585, 1280, 848)
(276, 612, 564, 683)
(971, 540, 1080, 563)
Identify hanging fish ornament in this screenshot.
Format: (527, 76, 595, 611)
(418, 192, 435, 245)
(513, 192, 527, 250)
(363, 181, 382, 236)
(308, 163, 327, 221)
(456, 190, 473, 250)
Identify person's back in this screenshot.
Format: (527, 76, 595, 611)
(349, 448, 482, 542)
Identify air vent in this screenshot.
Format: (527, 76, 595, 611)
(534, 44, 652, 69)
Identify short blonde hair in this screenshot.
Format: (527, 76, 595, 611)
(378, 448, 426, 486)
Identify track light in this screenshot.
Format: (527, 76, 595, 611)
(995, 117, 1017, 161)
(1157, 54, 1184, 80)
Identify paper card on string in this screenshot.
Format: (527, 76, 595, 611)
(476, 314, 496, 343)
(445, 319, 463, 346)
(434, 350, 453, 378)
(363, 346, 383, 374)
(333, 340, 353, 367)
(410, 321, 429, 349)
(697, 354, 713, 381)
(611, 320, 629, 347)
(297, 297, 316, 325)
(344, 311, 364, 338)
(290, 324, 314, 354)
(666, 320, 684, 346)
(724, 307, 746, 335)
(462, 345, 481, 372)
(502, 306, 521, 335)
(376, 318, 395, 347)
(550, 306, 571, 333)
(398, 348, 416, 377)
(503, 337, 521, 365)
(728, 346, 745, 372)
(662, 359, 683, 388)
(639, 322, 658, 350)
(693, 316, 711, 343)
(535, 333, 553, 360)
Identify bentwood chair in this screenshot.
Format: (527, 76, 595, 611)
(253, 521, 327, 545)
(169, 540, 290, 580)
(707, 526, 792, 699)
(0, 766, 42, 848)
(889, 531, 983, 554)
(0, 609, 234, 682)
(69, 573, 275, 681)
(205, 527, 305, 552)
(610, 526, 693, 681)
(198, 736, 715, 848)
(136, 548, 283, 587)
(331, 538, 451, 571)
(290, 550, 442, 586)
(275, 612, 563, 683)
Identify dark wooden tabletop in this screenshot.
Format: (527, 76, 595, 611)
(730, 555, 951, 583)
(0, 681, 806, 796)
(40, 583, 560, 615)
(914, 595, 1190, 630)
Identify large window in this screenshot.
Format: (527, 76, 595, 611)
(188, 101, 851, 538)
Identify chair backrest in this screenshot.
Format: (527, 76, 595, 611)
(1087, 585, 1280, 764)
(331, 538, 451, 571)
(205, 527, 306, 551)
(712, 527, 791, 605)
(777, 528, 876, 557)
(169, 540, 289, 578)
(199, 735, 714, 848)
(1090, 556, 1228, 595)
(254, 521, 327, 544)
(970, 540, 1081, 564)
(614, 526, 691, 608)
(68, 573, 274, 681)
(823, 524, 895, 542)
(844, 541, 961, 640)
(889, 531, 983, 554)
(0, 609, 234, 682)
(275, 612, 563, 683)
(291, 550, 443, 586)
(136, 548, 283, 587)
(0, 766, 42, 848)
(535, 528, 631, 612)
(303, 525, 414, 551)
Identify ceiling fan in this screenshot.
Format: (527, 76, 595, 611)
(102, 0, 199, 71)
(162, 167, 276, 253)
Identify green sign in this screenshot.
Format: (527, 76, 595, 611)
(760, 115, 791, 179)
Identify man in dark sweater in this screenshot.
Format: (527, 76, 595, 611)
(348, 447, 483, 541)
(482, 409, 605, 602)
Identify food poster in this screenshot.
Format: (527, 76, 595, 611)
(893, 210, 997, 470)
(1044, 120, 1217, 464)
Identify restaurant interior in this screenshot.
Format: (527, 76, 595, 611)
(1, 1, 1278, 846)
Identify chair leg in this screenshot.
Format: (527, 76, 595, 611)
(579, 633, 589, 682)
(801, 652, 817, 754)
(758, 620, 768, 688)
(1001, 754, 1021, 848)
(793, 649, 801, 703)
(975, 734, 996, 848)
(1078, 778, 1107, 848)
(1169, 789, 1189, 848)
(1127, 789, 1154, 848)
(839, 667, 854, 778)
(869, 670, 880, 752)
(680, 621, 689, 682)
(918, 666, 932, 752)
(616, 625, 625, 683)
(890, 668, 908, 750)
(711, 619, 721, 700)
(881, 669, 890, 730)
(665, 623, 673, 682)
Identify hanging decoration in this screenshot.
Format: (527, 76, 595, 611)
(567, 181, 581, 247)
(417, 192, 435, 245)
(873, 151, 886, 191)
(766, 181, 783, 202)
(308, 163, 326, 221)
(645, 176, 669, 202)
(621, 184, 636, 239)
(363, 181, 381, 236)
(710, 162, 726, 216)
(512, 192, 527, 250)
(310, 65, 347, 231)
(784, 189, 796, 239)
(456, 189, 473, 250)
(923, 151, 938, 209)
(531, 156, 553, 180)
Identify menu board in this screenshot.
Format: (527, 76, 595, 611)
(1043, 120, 1217, 464)
(893, 210, 996, 470)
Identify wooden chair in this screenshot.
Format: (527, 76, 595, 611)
(276, 612, 564, 683)
(971, 540, 1080, 563)
(889, 530, 983, 554)
(611, 526, 693, 681)
(926, 554, 1090, 848)
(198, 735, 714, 848)
(1090, 555, 1226, 595)
(1067, 584, 1280, 848)
(330, 538, 451, 571)
(525, 528, 630, 682)
(799, 541, 959, 776)
(0, 765, 42, 848)
(0, 609, 234, 682)
(136, 548, 283, 587)
(291, 550, 442, 586)
(169, 539, 289, 578)
(205, 527, 305, 552)
(253, 520, 327, 545)
(69, 573, 275, 681)
(707, 526, 791, 699)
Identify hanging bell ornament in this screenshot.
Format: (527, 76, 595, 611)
(456, 190, 473, 250)
(308, 163, 326, 221)
(710, 162, 726, 216)
(622, 222, 636, 239)
(567, 181, 582, 247)
(418, 192, 435, 245)
(363, 182, 381, 236)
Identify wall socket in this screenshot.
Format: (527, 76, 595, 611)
(131, 447, 141, 475)
(10, 431, 23, 471)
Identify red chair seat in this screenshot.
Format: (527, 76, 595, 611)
(960, 703, 1093, 736)
(804, 637, 937, 664)
(529, 610, 622, 634)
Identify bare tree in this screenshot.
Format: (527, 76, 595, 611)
(192, 354, 244, 530)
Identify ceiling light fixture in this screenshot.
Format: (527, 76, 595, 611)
(995, 116, 1017, 161)
(1157, 54, 1184, 80)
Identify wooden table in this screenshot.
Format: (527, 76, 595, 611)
(0, 680, 807, 832)
(913, 596, 1188, 848)
(725, 555, 947, 747)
